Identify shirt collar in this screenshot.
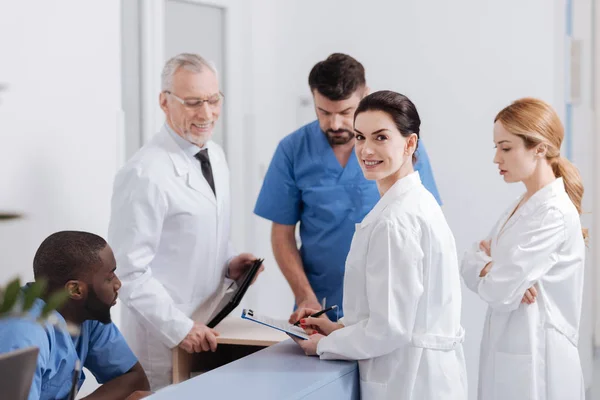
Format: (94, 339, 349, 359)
(164, 122, 203, 158)
(517, 177, 566, 216)
(21, 284, 69, 330)
(359, 171, 421, 228)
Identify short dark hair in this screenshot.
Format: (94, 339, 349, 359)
(308, 53, 366, 101)
(33, 231, 107, 290)
(354, 90, 421, 162)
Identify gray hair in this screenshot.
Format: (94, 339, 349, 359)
(161, 53, 218, 91)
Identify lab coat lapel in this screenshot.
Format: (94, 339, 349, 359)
(205, 142, 225, 215)
(496, 178, 564, 240)
(495, 197, 524, 241)
(163, 128, 217, 206)
(359, 172, 421, 229)
(187, 171, 217, 206)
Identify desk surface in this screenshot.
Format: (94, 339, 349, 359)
(171, 315, 290, 383)
(214, 315, 288, 346)
(154, 340, 359, 400)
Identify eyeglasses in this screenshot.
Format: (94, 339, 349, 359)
(164, 91, 224, 109)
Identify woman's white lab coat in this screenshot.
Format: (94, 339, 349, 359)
(461, 178, 585, 400)
(108, 125, 234, 389)
(317, 172, 467, 400)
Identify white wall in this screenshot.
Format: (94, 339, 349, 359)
(0, 0, 122, 288)
(240, 0, 297, 317)
(570, 0, 597, 391)
(0, 0, 122, 397)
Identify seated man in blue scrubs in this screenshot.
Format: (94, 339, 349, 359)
(0, 231, 150, 400)
(254, 53, 441, 323)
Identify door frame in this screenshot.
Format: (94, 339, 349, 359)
(135, 0, 250, 251)
(593, 0, 600, 345)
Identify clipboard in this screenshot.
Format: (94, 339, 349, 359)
(206, 258, 264, 328)
(241, 309, 309, 340)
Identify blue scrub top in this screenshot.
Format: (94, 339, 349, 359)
(0, 290, 138, 400)
(254, 120, 441, 318)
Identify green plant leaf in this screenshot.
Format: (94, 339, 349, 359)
(0, 212, 23, 220)
(22, 280, 47, 312)
(0, 278, 22, 314)
(40, 290, 70, 319)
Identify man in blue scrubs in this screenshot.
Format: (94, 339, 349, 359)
(254, 53, 441, 323)
(0, 231, 150, 400)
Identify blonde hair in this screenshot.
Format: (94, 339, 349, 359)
(495, 98, 587, 238)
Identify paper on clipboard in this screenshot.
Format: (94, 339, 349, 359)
(241, 309, 309, 340)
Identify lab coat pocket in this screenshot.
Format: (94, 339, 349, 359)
(546, 328, 584, 400)
(493, 351, 532, 400)
(359, 379, 388, 400)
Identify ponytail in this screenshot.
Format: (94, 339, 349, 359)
(494, 98, 587, 240)
(552, 156, 588, 240)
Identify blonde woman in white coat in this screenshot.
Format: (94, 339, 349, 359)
(292, 90, 468, 400)
(462, 98, 586, 400)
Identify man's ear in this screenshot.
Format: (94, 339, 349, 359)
(64, 280, 87, 301)
(159, 92, 168, 113)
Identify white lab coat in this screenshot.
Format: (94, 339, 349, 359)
(461, 178, 585, 400)
(108, 125, 234, 389)
(317, 172, 467, 400)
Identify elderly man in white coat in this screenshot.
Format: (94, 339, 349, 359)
(108, 53, 261, 389)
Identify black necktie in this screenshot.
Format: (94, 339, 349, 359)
(195, 149, 216, 197)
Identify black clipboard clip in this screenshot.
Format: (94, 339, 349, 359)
(206, 258, 264, 328)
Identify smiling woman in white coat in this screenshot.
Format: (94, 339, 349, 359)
(292, 90, 467, 400)
(461, 98, 586, 400)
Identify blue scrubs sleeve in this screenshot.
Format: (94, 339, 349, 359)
(84, 321, 138, 384)
(414, 141, 442, 205)
(0, 319, 49, 400)
(254, 140, 301, 225)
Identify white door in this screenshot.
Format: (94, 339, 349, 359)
(164, 0, 226, 151)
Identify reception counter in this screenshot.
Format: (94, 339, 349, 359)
(149, 339, 359, 399)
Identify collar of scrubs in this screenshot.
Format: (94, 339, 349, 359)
(312, 122, 361, 178)
(358, 171, 421, 228)
(20, 284, 69, 329)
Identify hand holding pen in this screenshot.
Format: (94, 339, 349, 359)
(293, 305, 338, 326)
(294, 305, 343, 336)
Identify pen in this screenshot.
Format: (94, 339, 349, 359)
(294, 305, 338, 326)
(69, 359, 81, 400)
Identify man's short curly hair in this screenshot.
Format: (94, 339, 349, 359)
(308, 53, 366, 101)
(33, 231, 107, 290)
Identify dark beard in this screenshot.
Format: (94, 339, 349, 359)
(85, 287, 113, 324)
(325, 129, 354, 145)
